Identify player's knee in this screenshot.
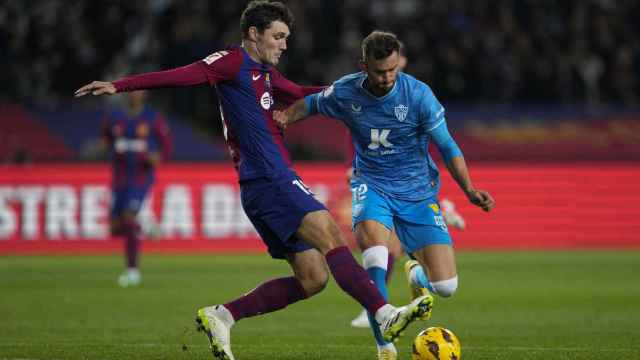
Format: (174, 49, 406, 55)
(431, 276, 458, 298)
(299, 268, 329, 297)
(319, 221, 347, 252)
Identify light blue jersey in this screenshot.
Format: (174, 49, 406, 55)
(306, 71, 446, 201)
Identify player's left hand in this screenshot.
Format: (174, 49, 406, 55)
(467, 189, 495, 212)
(74, 81, 117, 97)
(273, 110, 288, 130)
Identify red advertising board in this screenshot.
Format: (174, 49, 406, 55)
(0, 163, 638, 254)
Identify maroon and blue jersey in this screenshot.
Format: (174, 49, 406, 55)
(102, 107, 172, 188)
(111, 47, 326, 256)
(196, 47, 323, 180)
(114, 46, 322, 181)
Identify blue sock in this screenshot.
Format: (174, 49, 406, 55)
(414, 266, 436, 294)
(366, 266, 391, 346)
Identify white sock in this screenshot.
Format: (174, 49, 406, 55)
(362, 245, 389, 270)
(374, 304, 396, 325)
(214, 305, 236, 327)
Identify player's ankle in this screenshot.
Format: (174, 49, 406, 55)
(214, 305, 236, 327)
(374, 304, 395, 324)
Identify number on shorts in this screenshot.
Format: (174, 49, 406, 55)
(350, 183, 368, 202)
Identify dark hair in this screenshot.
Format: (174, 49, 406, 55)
(361, 30, 401, 61)
(240, 1, 294, 38)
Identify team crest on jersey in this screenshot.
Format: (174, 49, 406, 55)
(136, 123, 149, 137)
(260, 92, 273, 110)
(394, 104, 408, 121)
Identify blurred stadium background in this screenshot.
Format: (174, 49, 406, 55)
(1, 0, 638, 251)
(1, 2, 639, 359)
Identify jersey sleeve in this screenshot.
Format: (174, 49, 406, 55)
(271, 67, 324, 106)
(418, 84, 446, 132)
(196, 49, 243, 86)
(305, 83, 345, 121)
(113, 63, 209, 92)
(429, 120, 463, 162)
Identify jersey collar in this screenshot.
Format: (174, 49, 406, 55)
(240, 46, 271, 71)
(358, 72, 399, 101)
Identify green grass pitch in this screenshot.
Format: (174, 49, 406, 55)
(1, 251, 639, 359)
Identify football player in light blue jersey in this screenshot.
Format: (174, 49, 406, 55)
(275, 31, 495, 360)
(347, 42, 467, 331)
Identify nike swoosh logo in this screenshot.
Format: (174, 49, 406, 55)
(252, 74, 262, 81)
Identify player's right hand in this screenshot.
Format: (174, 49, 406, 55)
(273, 110, 288, 130)
(74, 81, 117, 97)
(467, 189, 495, 212)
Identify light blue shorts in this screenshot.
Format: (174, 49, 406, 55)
(350, 179, 452, 254)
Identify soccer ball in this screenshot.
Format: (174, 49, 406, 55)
(411, 327, 461, 360)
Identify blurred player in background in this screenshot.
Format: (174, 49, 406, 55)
(275, 31, 494, 360)
(101, 90, 172, 287)
(76, 2, 432, 359)
(347, 42, 465, 329)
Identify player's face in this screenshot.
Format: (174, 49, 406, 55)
(362, 51, 400, 94)
(254, 20, 290, 66)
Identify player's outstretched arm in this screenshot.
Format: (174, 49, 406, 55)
(445, 157, 495, 212)
(273, 98, 310, 130)
(75, 81, 117, 97)
(75, 63, 210, 98)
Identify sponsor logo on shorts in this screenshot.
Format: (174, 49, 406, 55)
(429, 203, 440, 214)
(434, 215, 448, 232)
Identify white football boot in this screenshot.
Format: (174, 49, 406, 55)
(379, 294, 433, 342)
(195, 305, 235, 360)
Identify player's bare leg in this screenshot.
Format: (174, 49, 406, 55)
(406, 244, 458, 300)
(295, 211, 389, 312)
(195, 251, 329, 360)
(296, 210, 432, 343)
(286, 249, 329, 297)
